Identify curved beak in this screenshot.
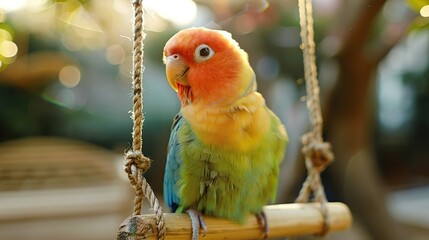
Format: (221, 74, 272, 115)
(165, 54, 189, 91)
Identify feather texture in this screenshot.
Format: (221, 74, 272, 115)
(163, 27, 288, 223)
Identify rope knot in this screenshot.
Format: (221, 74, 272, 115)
(125, 150, 152, 174)
(301, 132, 334, 172)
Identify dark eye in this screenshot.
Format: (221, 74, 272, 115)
(194, 44, 215, 62)
(199, 47, 210, 57)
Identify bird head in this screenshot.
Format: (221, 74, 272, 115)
(163, 27, 255, 106)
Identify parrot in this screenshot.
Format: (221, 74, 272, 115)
(163, 27, 288, 239)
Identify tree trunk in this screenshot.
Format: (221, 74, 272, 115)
(324, 0, 409, 239)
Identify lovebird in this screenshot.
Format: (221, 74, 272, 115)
(163, 27, 288, 239)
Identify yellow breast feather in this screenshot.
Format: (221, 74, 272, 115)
(181, 92, 270, 152)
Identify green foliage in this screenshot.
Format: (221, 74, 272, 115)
(406, 0, 429, 32)
(409, 17, 429, 32)
(406, 0, 428, 12)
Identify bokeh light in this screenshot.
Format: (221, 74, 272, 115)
(0, 28, 16, 70)
(420, 5, 429, 17)
(61, 29, 84, 51)
(145, 0, 197, 27)
(0, 0, 26, 12)
(59, 65, 81, 88)
(0, 29, 12, 40)
(57, 88, 77, 108)
(0, 1, 428, 240)
(0, 41, 18, 58)
(106, 44, 125, 65)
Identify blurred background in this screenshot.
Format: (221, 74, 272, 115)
(0, 0, 428, 239)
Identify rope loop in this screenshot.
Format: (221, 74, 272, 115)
(125, 150, 152, 175)
(118, 0, 166, 239)
(296, 0, 335, 236)
(301, 132, 334, 172)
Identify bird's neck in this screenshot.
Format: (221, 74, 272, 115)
(177, 84, 192, 106)
(179, 72, 257, 108)
(181, 92, 270, 152)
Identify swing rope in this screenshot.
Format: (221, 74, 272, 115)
(123, 0, 166, 239)
(120, 0, 336, 238)
(295, 0, 335, 236)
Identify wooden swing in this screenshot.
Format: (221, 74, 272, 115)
(117, 0, 352, 239)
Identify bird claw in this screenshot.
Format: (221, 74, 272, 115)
(256, 211, 269, 239)
(187, 209, 207, 240)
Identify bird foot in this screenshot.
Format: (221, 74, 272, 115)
(187, 209, 207, 240)
(256, 211, 269, 239)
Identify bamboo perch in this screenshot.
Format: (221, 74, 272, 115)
(117, 202, 352, 239)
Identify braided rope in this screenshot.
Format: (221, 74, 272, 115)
(296, 0, 335, 236)
(124, 0, 165, 239)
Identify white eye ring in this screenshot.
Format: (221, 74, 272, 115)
(194, 44, 215, 63)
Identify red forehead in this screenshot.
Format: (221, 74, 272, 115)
(164, 28, 233, 63)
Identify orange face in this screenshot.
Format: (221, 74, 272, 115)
(163, 27, 249, 105)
